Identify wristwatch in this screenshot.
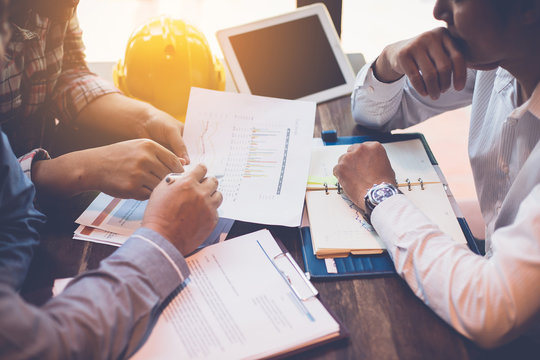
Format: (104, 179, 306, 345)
(363, 182, 401, 223)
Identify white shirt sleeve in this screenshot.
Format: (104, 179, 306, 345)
(351, 61, 476, 132)
(371, 187, 540, 348)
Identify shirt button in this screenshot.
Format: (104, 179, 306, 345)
(506, 118, 518, 126)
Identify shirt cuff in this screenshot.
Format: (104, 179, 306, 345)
(371, 194, 443, 253)
(353, 60, 407, 103)
(17, 148, 51, 180)
(108, 227, 190, 300)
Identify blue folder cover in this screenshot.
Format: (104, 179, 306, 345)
(301, 133, 479, 280)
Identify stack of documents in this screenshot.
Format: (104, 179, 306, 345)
(131, 229, 343, 359)
(74, 192, 234, 248)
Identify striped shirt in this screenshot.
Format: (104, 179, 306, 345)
(352, 63, 540, 347)
(0, 10, 118, 176)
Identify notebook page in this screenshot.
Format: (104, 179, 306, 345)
(384, 139, 440, 185)
(402, 182, 467, 244)
(306, 190, 385, 255)
(307, 139, 439, 189)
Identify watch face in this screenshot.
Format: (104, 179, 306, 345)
(372, 186, 397, 203)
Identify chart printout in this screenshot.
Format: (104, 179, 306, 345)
(183, 88, 316, 226)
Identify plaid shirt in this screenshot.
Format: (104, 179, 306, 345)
(0, 10, 118, 177)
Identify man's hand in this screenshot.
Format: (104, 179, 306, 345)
(333, 142, 397, 211)
(142, 164, 223, 255)
(134, 105, 190, 164)
(76, 93, 190, 163)
(374, 27, 467, 100)
(32, 139, 184, 200)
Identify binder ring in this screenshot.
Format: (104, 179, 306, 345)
(418, 177, 424, 190)
(405, 178, 412, 191)
(324, 182, 329, 195)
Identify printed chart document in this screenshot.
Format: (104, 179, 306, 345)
(74, 193, 233, 248)
(131, 229, 341, 360)
(183, 88, 316, 227)
(306, 139, 467, 258)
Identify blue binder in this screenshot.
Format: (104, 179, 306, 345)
(300, 133, 479, 279)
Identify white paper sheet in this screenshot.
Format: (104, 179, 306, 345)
(131, 229, 339, 360)
(183, 88, 316, 227)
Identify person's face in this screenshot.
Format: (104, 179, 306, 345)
(433, 0, 516, 70)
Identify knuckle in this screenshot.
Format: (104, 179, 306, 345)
(139, 138, 156, 150)
(396, 47, 411, 60)
(422, 69, 437, 80)
(408, 72, 422, 82)
(439, 62, 452, 74)
(197, 163, 207, 173)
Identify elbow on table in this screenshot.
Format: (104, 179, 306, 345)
(351, 103, 393, 132)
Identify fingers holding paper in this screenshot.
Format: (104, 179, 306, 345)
(84, 139, 185, 200)
(143, 164, 223, 255)
(333, 142, 397, 211)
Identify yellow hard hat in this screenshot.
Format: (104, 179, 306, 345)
(113, 16, 225, 122)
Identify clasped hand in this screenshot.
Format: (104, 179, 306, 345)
(333, 142, 397, 212)
(375, 27, 467, 100)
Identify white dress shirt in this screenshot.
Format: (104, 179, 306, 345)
(352, 63, 540, 348)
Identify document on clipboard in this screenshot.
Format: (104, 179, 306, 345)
(131, 229, 343, 360)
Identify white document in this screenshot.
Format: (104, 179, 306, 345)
(131, 229, 340, 360)
(183, 88, 316, 227)
(74, 193, 234, 247)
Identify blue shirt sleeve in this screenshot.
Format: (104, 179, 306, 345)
(0, 131, 46, 290)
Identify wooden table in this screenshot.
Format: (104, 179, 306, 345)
(22, 96, 538, 360)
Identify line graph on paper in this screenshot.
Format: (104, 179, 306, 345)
(184, 110, 293, 203)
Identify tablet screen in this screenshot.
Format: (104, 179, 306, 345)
(228, 15, 346, 100)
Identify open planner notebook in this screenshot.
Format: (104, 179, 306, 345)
(306, 137, 468, 259)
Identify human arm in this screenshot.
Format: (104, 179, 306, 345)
(352, 27, 476, 132)
(0, 133, 46, 290)
(0, 228, 189, 360)
(30, 139, 185, 200)
(334, 145, 540, 348)
(52, 14, 189, 161)
(0, 164, 223, 359)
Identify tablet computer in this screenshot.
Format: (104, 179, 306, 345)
(216, 4, 356, 103)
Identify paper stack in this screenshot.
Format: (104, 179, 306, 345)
(74, 192, 234, 248)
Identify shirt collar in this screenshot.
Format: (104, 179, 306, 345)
(494, 67, 514, 93)
(10, 23, 39, 41)
(9, 12, 49, 42)
(509, 81, 540, 120)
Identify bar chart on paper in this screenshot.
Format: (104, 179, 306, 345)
(183, 88, 315, 226)
(218, 126, 291, 202)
